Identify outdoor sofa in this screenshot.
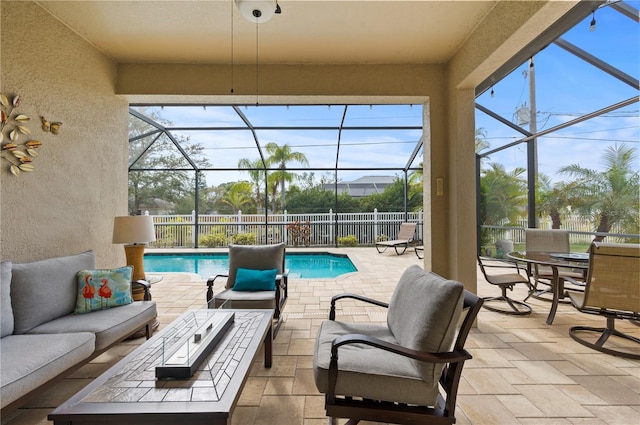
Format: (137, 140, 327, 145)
(0, 250, 157, 414)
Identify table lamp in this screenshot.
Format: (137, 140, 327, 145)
(112, 215, 156, 282)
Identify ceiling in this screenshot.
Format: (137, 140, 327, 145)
(37, 0, 498, 65)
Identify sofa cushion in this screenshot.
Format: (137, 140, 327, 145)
(226, 243, 284, 289)
(233, 268, 278, 291)
(1, 261, 14, 337)
(27, 300, 157, 351)
(386, 265, 464, 384)
(75, 266, 133, 314)
(0, 333, 95, 409)
(11, 250, 96, 334)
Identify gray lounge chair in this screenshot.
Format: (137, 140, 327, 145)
(313, 265, 483, 424)
(206, 243, 288, 336)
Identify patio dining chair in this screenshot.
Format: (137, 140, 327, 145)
(313, 265, 483, 425)
(524, 229, 585, 301)
(568, 242, 640, 359)
(206, 243, 288, 336)
(478, 256, 532, 315)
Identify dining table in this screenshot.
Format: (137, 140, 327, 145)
(507, 251, 589, 325)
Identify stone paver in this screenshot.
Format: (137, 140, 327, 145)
(3, 247, 639, 425)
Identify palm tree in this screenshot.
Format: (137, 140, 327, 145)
(264, 142, 309, 212)
(475, 127, 490, 153)
(560, 144, 639, 242)
(238, 158, 266, 211)
(480, 163, 527, 226)
(536, 173, 569, 229)
(220, 181, 253, 213)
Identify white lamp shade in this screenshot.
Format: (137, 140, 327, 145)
(112, 215, 156, 244)
(235, 0, 277, 23)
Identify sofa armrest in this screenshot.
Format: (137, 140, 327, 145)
(132, 280, 151, 301)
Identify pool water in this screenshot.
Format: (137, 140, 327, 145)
(144, 253, 357, 279)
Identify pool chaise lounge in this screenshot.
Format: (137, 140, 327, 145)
(375, 223, 417, 255)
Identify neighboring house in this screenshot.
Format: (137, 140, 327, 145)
(135, 198, 174, 215)
(323, 176, 395, 198)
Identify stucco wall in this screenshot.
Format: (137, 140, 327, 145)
(1, 1, 128, 266)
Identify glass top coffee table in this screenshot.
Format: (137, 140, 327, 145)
(49, 308, 274, 425)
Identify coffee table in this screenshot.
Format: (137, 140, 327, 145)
(49, 309, 273, 425)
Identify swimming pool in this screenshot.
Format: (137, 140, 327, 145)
(144, 252, 357, 279)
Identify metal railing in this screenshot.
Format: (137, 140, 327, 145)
(148, 209, 424, 248)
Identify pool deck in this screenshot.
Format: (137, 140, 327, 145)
(3, 247, 639, 425)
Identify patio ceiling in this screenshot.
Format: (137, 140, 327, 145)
(37, 1, 498, 65)
(40, 1, 616, 185)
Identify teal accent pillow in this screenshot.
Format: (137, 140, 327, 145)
(75, 266, 133, 314)
(233, 268, 278, 291)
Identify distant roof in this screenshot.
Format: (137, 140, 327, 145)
(322, 176, 396, 197)
(350, 176, 396, 184)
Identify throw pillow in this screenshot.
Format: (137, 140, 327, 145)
(232, 268, 278, 291)
(75, 266, 134, 314)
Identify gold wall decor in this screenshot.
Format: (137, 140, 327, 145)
(0, 93, 45, 176)
(41, 116, 62, 134)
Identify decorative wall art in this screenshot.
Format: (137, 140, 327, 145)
(0, 93, 62, 176)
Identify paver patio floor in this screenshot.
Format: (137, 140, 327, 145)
(3, 247, 639, 425)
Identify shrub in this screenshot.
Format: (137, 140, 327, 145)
(199, 233, 227, 248)
(232, 232, 257, 245)
(375, 234, 389, 242)
(337, 235, 358, 247)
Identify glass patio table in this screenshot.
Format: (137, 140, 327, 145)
(507, 251, 589, 325)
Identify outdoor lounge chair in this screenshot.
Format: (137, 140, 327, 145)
(568, 242, 640, 359)
(375, 222, 417, 255)
(313, 265, 483, 425)
(206, 243, 288, 336)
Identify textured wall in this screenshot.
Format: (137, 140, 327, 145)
(1, 2, 128, 266)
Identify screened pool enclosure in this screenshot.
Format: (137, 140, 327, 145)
(128, 1, 639, 250)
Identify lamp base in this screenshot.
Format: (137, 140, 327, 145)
(124, 244, 146, 281)
(124, 244, 147, 301)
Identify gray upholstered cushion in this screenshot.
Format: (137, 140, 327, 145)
(27, 300, 157, 351)
(1, 261, 14, 337)
(0, 333, 95, 408)
(226, 243, 285, 289)
(313, 320, 438, 406)
(387, 265, 463, 383)
(10, 250, 95, 334)
(213, 288, 276, 310)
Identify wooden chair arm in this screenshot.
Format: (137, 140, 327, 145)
(327, 333, 472, 402)
(329, 293, 389, 320)
(331, 333, 471, 364)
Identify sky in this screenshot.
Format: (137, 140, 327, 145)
(475, 1, 639, 182)
(132, 1, 639, 187)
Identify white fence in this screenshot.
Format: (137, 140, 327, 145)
(149, 210, 424, 248)
(148, 211, 637, 249)
(481, 214, 637, 250)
